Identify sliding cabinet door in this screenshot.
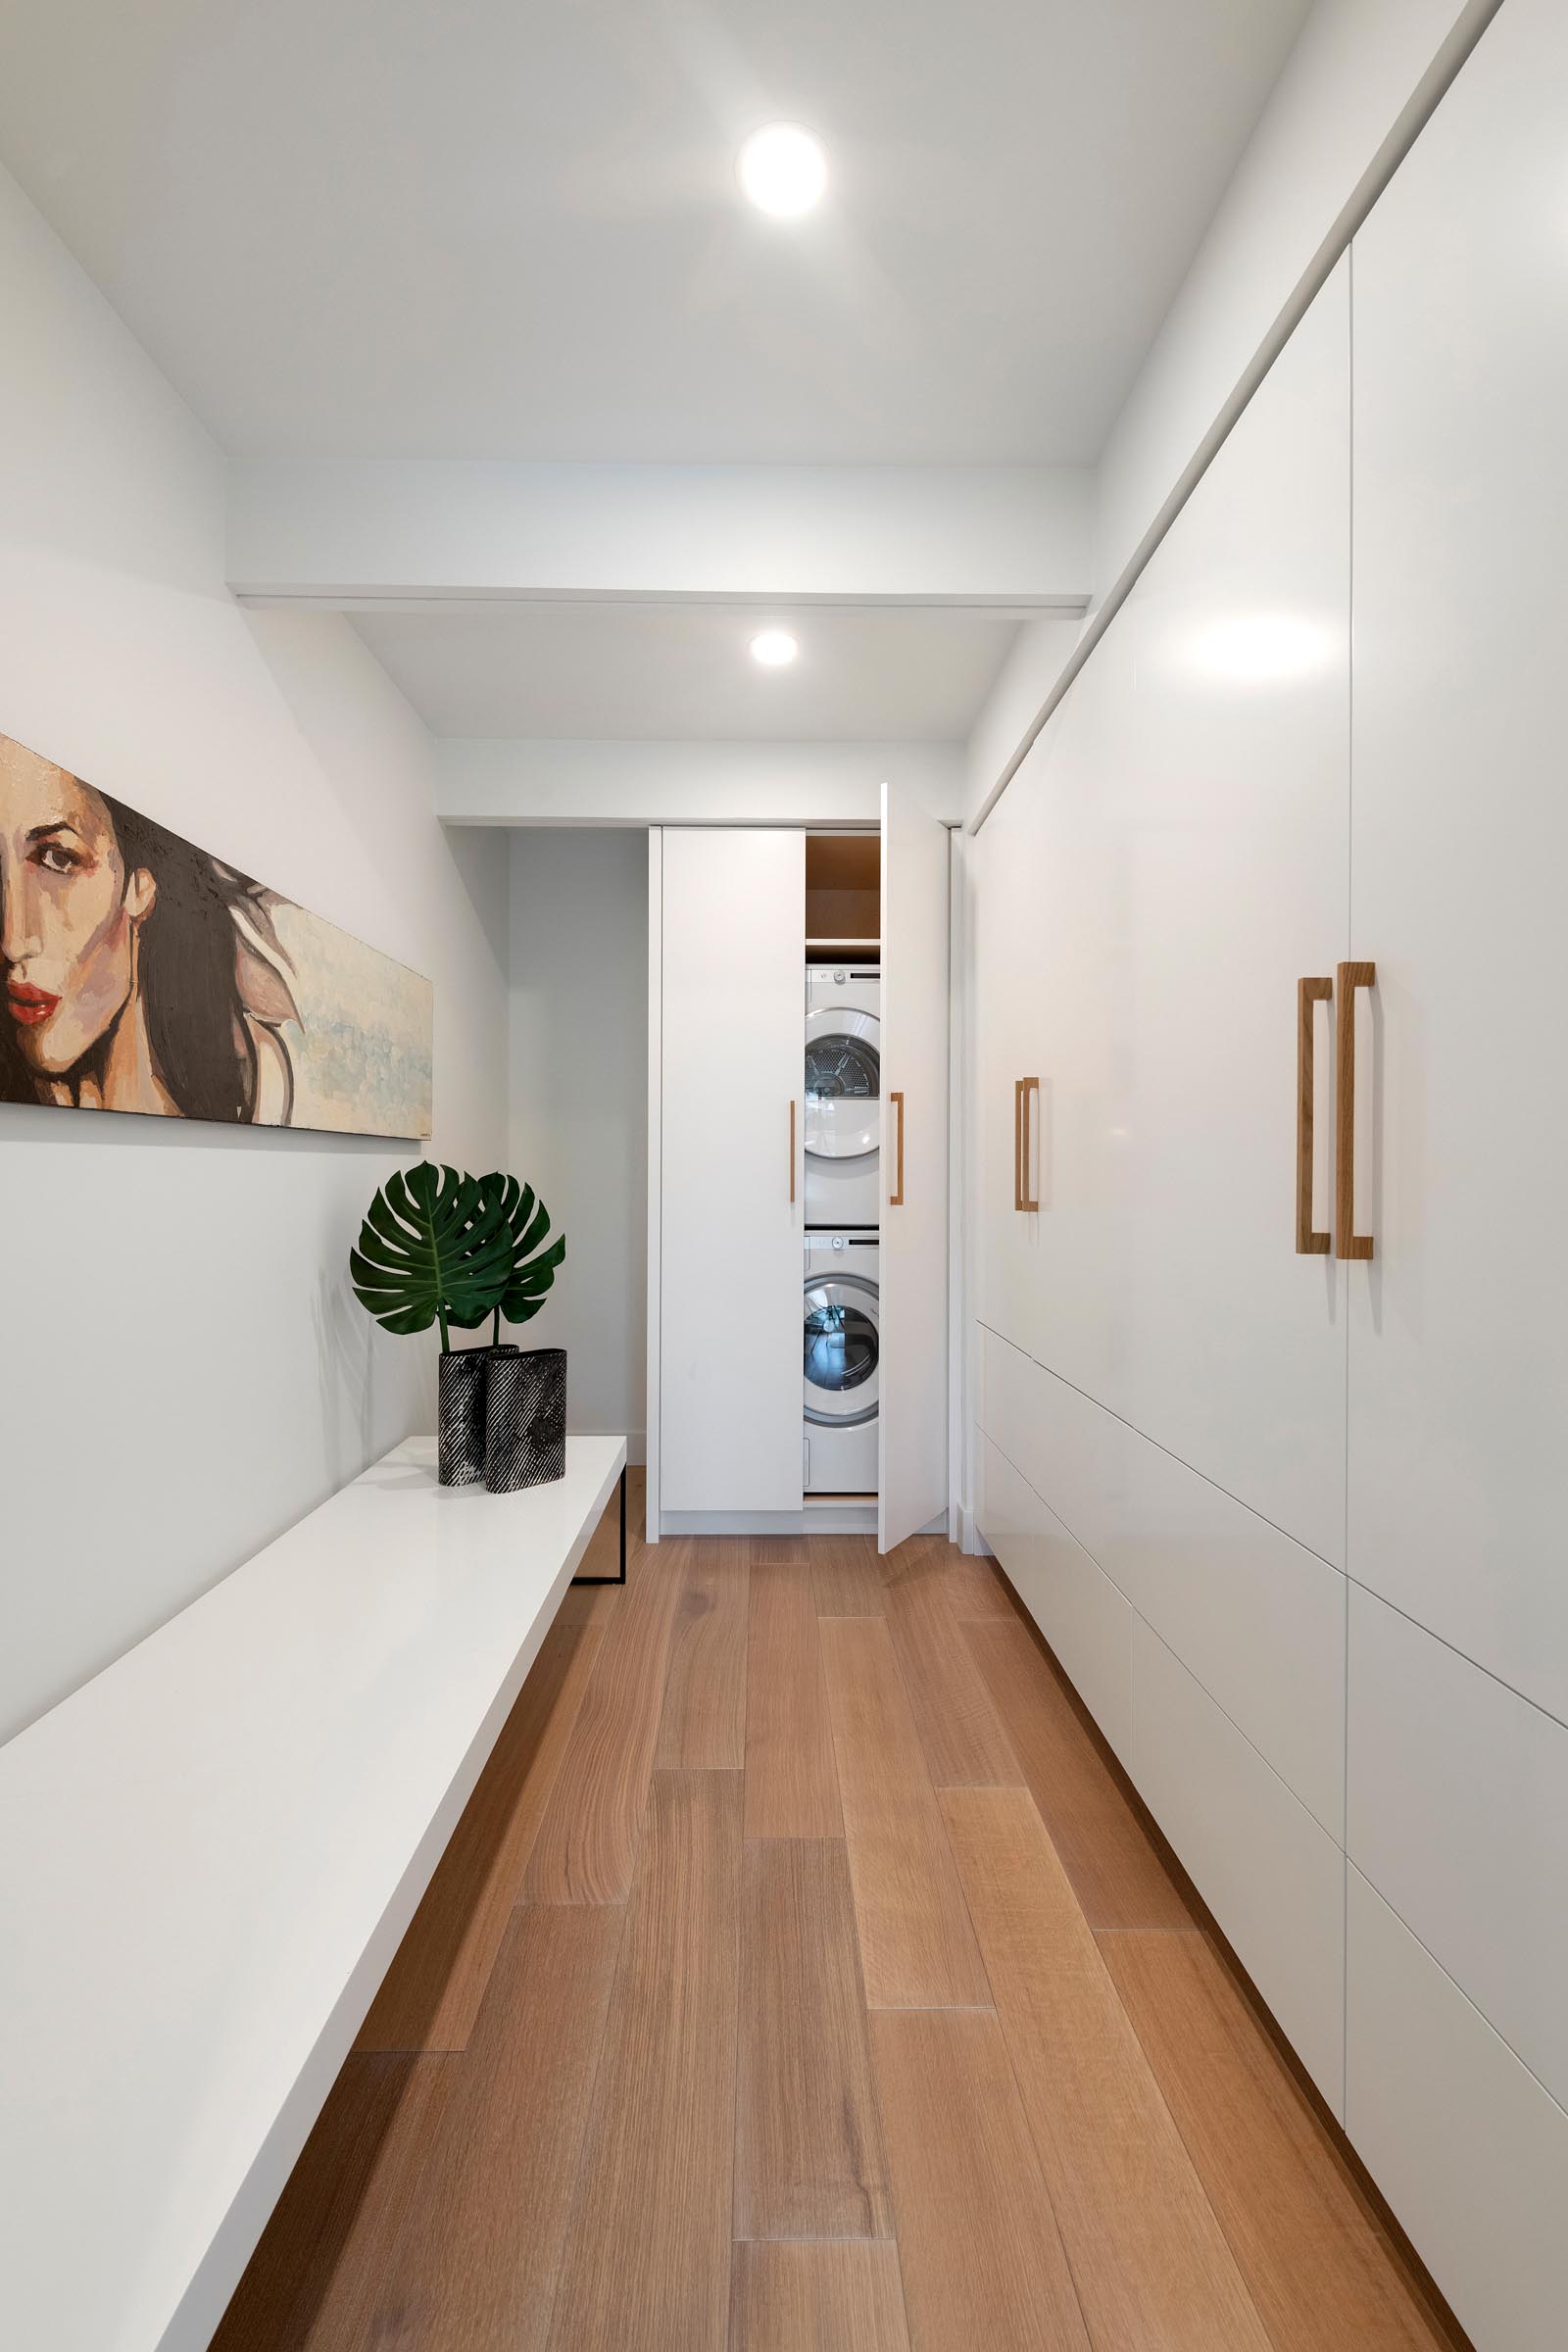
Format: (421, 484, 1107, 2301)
(1041, 262, 1352, 1565)
(878, 781, 950, 1549)
(660, 828, 804, 1514)
(1348, 0, 1568, 1722)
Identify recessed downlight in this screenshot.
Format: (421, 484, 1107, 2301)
(737, 122, 827, 219)
(750, 628, 799, 668)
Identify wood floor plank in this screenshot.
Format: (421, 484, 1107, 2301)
(962, 1616, 1194, 1931)
(211, 2053, 452, 2351)
(522, 1539, 687, 1903)
(750, 1536, 809, 1566)
(810, 1535, 889, 1618)
(546, 1769, 743, 2352)
(744, 1561, 842, 1839)
(882, 1547, 1023, 1788)
(819, 1618, 990, 2008)
(736, 1839, 893, 2240)
(658, 1539, 749, 1768)
(1101, 1930, 1457, 2352)
(942, 1787, 1270, 2352)
(355, 1904, 622, 2351)
(940, 1546, 1020, 1621)
(870, 2007, 1091, 2352)
(358, 1619, 606, 2050)
(730, 2241, 910, 2352)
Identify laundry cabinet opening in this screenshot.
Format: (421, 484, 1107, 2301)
(803, 832, 882, 1503)
(648, 801, 951, 1551)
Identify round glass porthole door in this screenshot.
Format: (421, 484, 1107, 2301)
(804, 1004, 879, 1162)
(803, 1272, 879, 1428)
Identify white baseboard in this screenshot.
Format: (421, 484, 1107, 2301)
(661, 1503, 878, 1537)
(958, 1505, 994, 1558)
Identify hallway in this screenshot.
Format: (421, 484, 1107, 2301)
(214, 1478, 1458, 2351)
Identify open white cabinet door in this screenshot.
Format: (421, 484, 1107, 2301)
(878, 782, 951, 1550)
(658, 828, 805, 1518)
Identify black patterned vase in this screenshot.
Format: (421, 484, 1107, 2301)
(437, 1346, 518, 1487)
(484, 1347, 567, 1494)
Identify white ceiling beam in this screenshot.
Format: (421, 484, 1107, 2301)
(226, 461, 1092, 610)
(435, 739, 961, 829)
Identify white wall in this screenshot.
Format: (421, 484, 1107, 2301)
(227, 459, 1093, 606)
(507, 830, 648, 1458)
(1093, 0, 1496, 601)
(440, 738, 962, 829)
(0, 165, 510, 1741)
(960, 615, 1081, 829)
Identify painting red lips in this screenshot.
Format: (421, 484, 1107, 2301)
(5, 980, 61, 1028)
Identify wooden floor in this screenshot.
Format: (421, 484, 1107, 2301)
(215, 1474, 1461, 2352)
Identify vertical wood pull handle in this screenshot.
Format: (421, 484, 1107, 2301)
(1297, 977, 1333, 1254)
(1013, 1079, 1024, 1211)
(1017, 1077, 1040, 1214)
(888, 1090, 906, 1206)
(789, 1099, 797, 1204)
(1336, 961, 1376, 1260)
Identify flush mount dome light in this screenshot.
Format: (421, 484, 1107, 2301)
(751, 628, 799, 668)
(737, 122, 828, 218)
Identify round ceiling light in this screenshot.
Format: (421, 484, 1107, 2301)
(750, 628, 799, 668)
(737, 122, 828, 219)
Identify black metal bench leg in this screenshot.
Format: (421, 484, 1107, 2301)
(572, 1464, 629, 1587)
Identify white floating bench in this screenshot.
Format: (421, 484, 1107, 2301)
(0, 1432, 627, 2352)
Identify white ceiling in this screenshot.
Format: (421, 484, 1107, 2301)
(352, 604, 1021, 740)
(0, 0, 1308, 466)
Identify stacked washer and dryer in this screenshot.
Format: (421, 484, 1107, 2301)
(803, 962, 880, 1494)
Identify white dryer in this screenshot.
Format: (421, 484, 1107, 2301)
(803, 1230, 879, 1494)
(805, 963, 880, 1226)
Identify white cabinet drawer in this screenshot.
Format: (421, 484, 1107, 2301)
(974, 1431, 1133, 1768)
(979, 1326, 1345, 1838)
(1133, 1619, 1346, 2114)
(1348, 1585, 1568, 2109)
(1347, 1865, 1568, 2352)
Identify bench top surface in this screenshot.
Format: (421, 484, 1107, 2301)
(0, 1431, 625, 2352)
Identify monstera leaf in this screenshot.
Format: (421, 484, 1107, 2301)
(349, 1162, 514, 1349)
(447, 1171, 567, 1341)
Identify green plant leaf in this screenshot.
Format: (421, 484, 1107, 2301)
(472, 1171, 567, 1328)
(348, 1161, 514, 1346)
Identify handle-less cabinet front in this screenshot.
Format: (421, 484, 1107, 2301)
(659, 828, 805, 1514)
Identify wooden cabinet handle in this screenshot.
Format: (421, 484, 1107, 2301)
(888, 1090, 906, 1206)
(1297, 977, 1333, 1254)
(1017, 1076, 1040, 1214)
(1013, 1079, 1023, 1211)
(789, 1099, 797, 1204)
(1336, 961, 1376, 1260)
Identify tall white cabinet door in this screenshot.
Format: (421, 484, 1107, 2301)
(1031, 265, 1352, 1566)
(971, 735, 1048, 1359)
(1108, 262, 1351, 1561)
(878, 782, 950, 1551)
(659, 828, 804, 1514)
(1348, 0, 1568, 1720)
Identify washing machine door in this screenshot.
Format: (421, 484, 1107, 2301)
(804, 1004, 880, 1164)
(803, 1268, 880, 1429)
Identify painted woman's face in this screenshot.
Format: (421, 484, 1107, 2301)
(0, 740, 155, 1077)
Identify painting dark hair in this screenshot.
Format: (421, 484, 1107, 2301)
(0, 789, 269, 1120)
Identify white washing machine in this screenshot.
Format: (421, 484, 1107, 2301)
(803, 1230, 879, 1494)
(805, 963, 880, 1227)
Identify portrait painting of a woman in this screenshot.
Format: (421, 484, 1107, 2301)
(0, 732, 432, 1137)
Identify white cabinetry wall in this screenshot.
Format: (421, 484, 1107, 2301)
(970, 5, 1568, 2343)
